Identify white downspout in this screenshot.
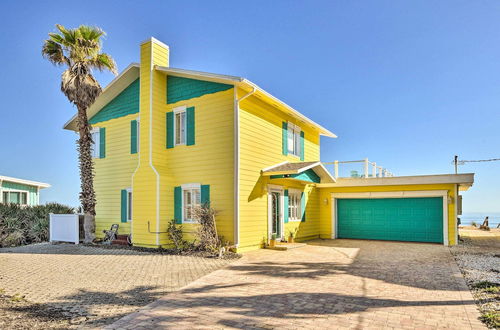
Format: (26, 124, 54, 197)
(233, 86, 256, 249)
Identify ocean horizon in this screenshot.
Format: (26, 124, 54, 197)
(460, 212, 500, 227)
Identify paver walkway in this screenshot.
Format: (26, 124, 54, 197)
(0, 243, 232, 327)
(108, 239, 484, 329)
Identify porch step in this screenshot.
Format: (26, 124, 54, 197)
(266, 242, 307, 251)
(111, 239, 129, 246)
(111, 234, 129, 246)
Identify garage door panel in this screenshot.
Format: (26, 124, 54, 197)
(337, 197, 443, 243)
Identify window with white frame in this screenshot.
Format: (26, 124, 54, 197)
(90, 128, 100, 158)
(182, 184, 200, 222)
(2, 191, 28, 205)
(127, 188, 132, 221)
(288, 190, 301, 221)
(174, 107, 187, 146)
(287, 122, 301, 157)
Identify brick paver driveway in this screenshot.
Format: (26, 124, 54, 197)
(108, 239, 484, 329)
(0, 243, 231, 327)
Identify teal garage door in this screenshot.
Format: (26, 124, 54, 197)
(337, 197, 443, 243)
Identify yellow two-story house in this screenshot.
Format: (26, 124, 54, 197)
(64, 38, 474, 251)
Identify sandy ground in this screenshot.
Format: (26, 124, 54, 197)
(451, 227, 500, 328)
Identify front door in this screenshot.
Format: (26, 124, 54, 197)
(271, 191, 281, 238)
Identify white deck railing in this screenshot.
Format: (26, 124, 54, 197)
(323, 158, 394, 179)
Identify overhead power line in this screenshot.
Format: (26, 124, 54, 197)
(456, 158, 500, 164)
(452, 155, 500, 174)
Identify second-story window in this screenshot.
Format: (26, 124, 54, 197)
(91, 128, 100, 158)
(174, 107, 186, 145)
(287, 122, 301, 157)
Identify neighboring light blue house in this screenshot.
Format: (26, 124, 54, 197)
(0, 175, 50, 206)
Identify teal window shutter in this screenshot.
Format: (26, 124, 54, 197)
(174, 186, 182, 223)
(131, 120, 138, 154)
(201, 184, 210, 206)
(284, 189, 289, 223)
(120, 189, 127, 223)
(166, 112, 174, 149)
(282, 122, 288, 155)
(301, 191, 306, 222)
(300, 131, 305, 161)
(99, 127, 106, 158)
(186, 107, 195, 146)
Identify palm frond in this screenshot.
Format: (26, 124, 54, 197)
(89, 53, 117, 74)
(41, 39, 70, 66)
(56, 24, 77, 45)
(78, 25, 104, 42)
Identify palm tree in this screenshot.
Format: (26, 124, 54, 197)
(42, 25, 117, 243)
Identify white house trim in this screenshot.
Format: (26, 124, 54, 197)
(0, 176, 50, 189)
(330, 190, 450, 246)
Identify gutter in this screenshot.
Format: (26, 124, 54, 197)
(233, 86, 256, 248)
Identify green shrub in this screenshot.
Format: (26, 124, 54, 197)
(0, 203, 74, 247)
(472, 281, 500, 293)
(480, 311, 500, 328)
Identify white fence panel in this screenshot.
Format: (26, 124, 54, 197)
(49, 214, 79, 244)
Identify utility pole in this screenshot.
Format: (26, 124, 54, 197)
(454, 155, 458, 174)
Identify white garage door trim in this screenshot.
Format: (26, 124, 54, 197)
(331, 190, 449, 246)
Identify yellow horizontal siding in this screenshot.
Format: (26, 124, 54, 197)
(237, 92, 322, 251)
(160, 88, 235, 245)
(93, 113, 139, 236)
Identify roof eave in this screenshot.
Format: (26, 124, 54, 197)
(239, 79, 337, 138)
(154, 67, 337, 138)
(0, 176, 51, 189)
(316, 173, 475, 188)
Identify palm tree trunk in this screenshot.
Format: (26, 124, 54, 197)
(76, 105, 96, 243)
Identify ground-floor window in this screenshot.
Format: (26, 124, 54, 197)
(183, 184, 201, 222)
(2, 191, 28, 205)
(288, 190, 301, 221)
(127, 188, 132, 221)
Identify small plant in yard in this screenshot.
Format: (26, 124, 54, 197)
(472, 281, 500, 293)
(192, 205, 224, 256)
(166, 219, 189, 251)
(288, 228, 298, 243)
(480, 311, 500, 328)
(10, 294, 26, 302)
(269, 233, 277, 248)
(471, 221, 478, 227)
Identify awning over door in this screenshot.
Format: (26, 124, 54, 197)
(261, 161, 336, 184)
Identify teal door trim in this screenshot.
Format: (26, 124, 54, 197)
(331, 191, 448, 245)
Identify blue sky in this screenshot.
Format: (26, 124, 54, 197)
(0, 0, 499, 212)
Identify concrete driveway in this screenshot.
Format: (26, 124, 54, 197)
(108, 239, 484, 329)
(0, 243, 231, 327)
